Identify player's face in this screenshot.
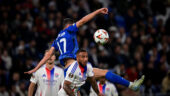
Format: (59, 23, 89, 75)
(47, 55, 56, 65)
(77, 52, 88, 67)
(99, 77, 106, 84)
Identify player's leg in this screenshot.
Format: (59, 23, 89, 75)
(93, 68, 130, 87)
(93, 68, 108, 78)
(93, 68, 145, 91)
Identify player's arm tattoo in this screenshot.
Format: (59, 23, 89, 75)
(88, 76, 100, 95)
(63, 80, 75, 96)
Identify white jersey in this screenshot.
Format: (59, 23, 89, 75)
(58, 61, 94, 96)
(90, 81, 118, 96)
(30, 65, 64, 96)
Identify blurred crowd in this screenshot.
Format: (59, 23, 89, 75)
(0, 0, 170, 96)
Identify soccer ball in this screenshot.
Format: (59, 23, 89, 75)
(94, 29, 109, 44)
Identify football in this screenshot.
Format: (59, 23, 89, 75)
(94, 29, 109, 44)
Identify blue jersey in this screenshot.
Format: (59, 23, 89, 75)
(51, 23, 79, 66)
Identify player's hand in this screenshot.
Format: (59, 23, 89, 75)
(98, 8, 108, 14)
(24, 68, 36, 74)
(98, 93, 104, 96)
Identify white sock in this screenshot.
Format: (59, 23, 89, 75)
(128, 82, 133, 88)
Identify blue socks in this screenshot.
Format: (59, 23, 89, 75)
(105, 71, 130, 87)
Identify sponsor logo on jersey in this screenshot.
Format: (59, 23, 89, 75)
(43, 79, 58, 85)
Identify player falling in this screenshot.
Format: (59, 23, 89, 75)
(25, 8, 145, 92)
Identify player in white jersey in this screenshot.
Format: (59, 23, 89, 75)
(28, 50, 64, 96)
(58, 49, 103, 96)
(90, 77, 118, 96)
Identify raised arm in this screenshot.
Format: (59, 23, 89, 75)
(25, 47, 55, 74)
(88, 76, 104, 96)
(63, 80, 75, 96)
(76, 8, 108, 28)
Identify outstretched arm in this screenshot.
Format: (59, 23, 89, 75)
(76, 8, 108, 28)
(88, 76, 104, 96)
(25, 47, 55, 74)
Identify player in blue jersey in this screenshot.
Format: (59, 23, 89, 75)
(25, 8, 144, 91)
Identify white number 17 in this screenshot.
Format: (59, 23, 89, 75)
(57, 38, 66, 54)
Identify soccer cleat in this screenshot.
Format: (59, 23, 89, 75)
(129, 75, 145, 91)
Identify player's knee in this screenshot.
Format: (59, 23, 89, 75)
(103, 69, 108, 73)
(99, 69, 108, 74)
(93, 68, 108, 77)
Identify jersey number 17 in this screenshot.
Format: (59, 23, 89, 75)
(57, 38, 66, 54)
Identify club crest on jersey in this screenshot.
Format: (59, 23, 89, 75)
(55, 73, 59, 78)
(69, 73, 73, 78)
(42, 74, 46, 77)
(106, 88, 110, 91)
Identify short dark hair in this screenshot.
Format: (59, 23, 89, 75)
(63, 18, 74, 28)
(76, 49, 87, 55)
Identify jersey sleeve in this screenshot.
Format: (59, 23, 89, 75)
(87, 62, 94, 77)
(64, 63, 77, 82)
(65, 23, 78, 34)
(51, 40, 59, 51)
(30, 72, 38, 84)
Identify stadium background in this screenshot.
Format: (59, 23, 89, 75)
(0, 0, 170, 96)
